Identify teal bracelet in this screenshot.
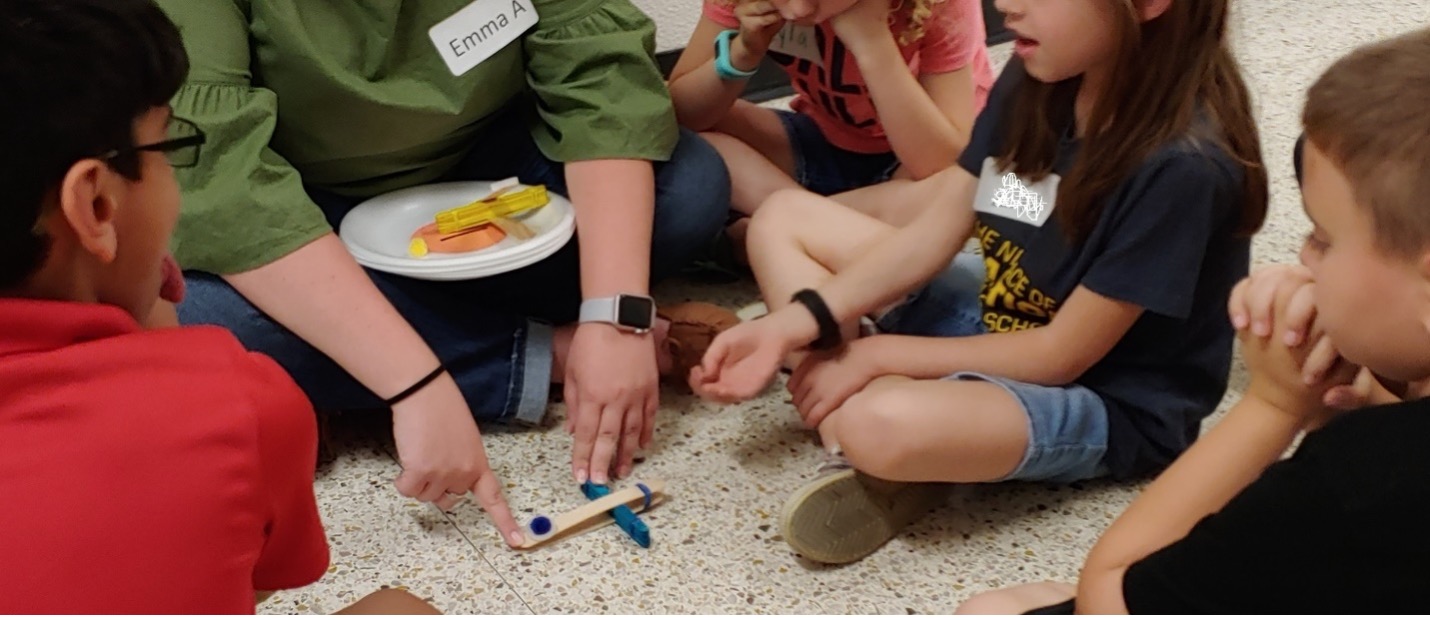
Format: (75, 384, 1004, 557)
(713, 30, 758, 81)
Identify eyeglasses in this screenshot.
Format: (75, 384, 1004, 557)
(101, 116, 206, 168)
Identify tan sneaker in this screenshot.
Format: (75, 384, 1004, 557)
(658, 301, 740, 385)
(779, 455, 951, 564)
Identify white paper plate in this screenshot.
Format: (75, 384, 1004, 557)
(339, 181, 575, 281)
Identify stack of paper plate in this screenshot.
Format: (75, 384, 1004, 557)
(339, 181, 576, 281)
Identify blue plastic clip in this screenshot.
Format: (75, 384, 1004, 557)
(580, 482, 651, 548)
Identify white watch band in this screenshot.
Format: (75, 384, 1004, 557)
(577, 295, 656, 333)
(578, 297, 620, 325)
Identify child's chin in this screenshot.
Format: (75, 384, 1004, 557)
(1024, 63, 1070, 85)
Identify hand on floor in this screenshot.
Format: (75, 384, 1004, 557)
(391, 379, 523, 547)
(564, 323, 659, 485)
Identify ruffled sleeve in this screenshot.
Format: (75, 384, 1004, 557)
(158, 0, 331, 275)
(523, 0, 678, 163)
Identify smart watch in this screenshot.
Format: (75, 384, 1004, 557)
(714, 29, 759, 81)
(578, 295, 657, 333)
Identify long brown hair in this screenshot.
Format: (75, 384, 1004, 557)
(996, 0, 1268, 243)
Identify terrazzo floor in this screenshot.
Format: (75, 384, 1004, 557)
(260, 1, 1430, 614)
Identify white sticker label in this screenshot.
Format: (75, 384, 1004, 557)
(973, 157, 1059, 227)
(768, 23, 823, 67)
(429, 0, 539, 77)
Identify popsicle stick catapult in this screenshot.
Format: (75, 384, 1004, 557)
(516, 479, 668, 550)
(408, 178, 547, 257)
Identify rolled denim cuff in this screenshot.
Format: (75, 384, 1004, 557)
(512, 319, 554, 426)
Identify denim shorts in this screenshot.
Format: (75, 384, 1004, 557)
(777, 110, 900, 196)
(875, 253, 1111, 484)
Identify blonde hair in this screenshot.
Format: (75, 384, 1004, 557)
(897, 0, 947, 46)
(720, 0, 949, 46)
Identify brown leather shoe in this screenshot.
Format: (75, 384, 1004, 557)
(658, 301, 740, 386)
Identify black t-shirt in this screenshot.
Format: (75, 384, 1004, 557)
(1122, 401, 1430, 613)
(955, 59, 1251, 479)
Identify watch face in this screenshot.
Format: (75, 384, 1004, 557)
(617, 296, 655, 330)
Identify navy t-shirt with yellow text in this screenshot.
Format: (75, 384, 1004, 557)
(956, 59, 1252, 479)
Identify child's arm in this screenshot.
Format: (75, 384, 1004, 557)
(692, 168, 978, 402)
(1075, 287, 1351, 613)
(1075, 394, 1306, 613)
(668, 7, 783, 131)
(865, 285, 1143, 385)
(832, 0, 977, 179)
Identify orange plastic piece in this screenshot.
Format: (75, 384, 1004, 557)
(408, 222, 505, 257)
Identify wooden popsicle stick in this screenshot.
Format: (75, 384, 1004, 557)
(491, 216, 535, 240)
(516, 479, 666, 550)
(552, 490, 666, 544)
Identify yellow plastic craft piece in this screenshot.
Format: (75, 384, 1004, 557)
(435, 185, 550, 234)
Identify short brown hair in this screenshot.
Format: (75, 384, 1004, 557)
(1303, 27, 1430, 257)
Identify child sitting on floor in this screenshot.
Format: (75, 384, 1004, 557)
(668, 0, 995, 259)
(957, 26, 1430, 614)
(690, 0, 1268, 565)
(0, 0, 434, 613)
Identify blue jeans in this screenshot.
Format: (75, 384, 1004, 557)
(876, 253, 1111, 483)
(178, 119, 730, 425)
(776, 110, 899, 196)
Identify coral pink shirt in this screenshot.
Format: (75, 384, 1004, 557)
(705, 0, 995, 154)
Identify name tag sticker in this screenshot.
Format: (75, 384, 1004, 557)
(973, 157, 1059, 227)
(768, 23, 823, 67)
(430, 0, 539, 77)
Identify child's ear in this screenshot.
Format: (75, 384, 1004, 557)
(1137, 0, 1173, 22)
(56, 160, 121, 264)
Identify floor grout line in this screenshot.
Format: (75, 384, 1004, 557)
(439, 508, 539, 615)
(373, 435, 539, 614)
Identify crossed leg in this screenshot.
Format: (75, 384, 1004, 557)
(745, 188, 1027, 482)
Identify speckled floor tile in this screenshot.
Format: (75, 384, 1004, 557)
(290, 3, 1429, 614)
(260, 422, 530, 615)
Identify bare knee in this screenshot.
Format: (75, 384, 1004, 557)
(828, 381, 919, 479)
(747, 189, 811, 246)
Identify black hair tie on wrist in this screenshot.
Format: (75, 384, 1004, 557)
(791, 289, 842, 352)
(384, 364, 447, 407)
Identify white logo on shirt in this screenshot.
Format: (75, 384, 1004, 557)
(990, 173, 1047, 223)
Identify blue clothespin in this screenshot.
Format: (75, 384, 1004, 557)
(580, 481, 652, 548)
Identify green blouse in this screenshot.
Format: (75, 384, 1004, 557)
(158, 0, 678, 274)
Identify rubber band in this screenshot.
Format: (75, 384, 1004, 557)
(636, 482, 653, 511)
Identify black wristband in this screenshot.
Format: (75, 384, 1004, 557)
(791, 289, 842, 351)
(384, 364, 447, 407)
